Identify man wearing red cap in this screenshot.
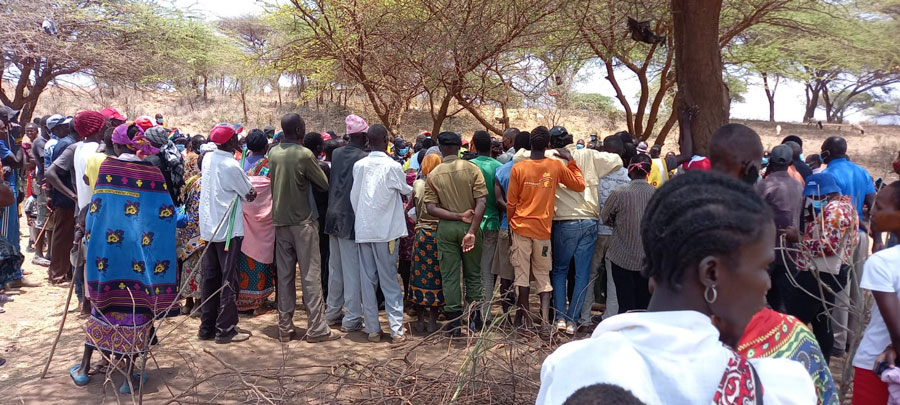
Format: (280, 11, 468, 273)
(198, 124, 257, 344)
(99, 108, 126, 128)
(45, 111, 104, 303)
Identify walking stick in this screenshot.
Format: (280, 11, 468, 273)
(40, 271, 76, 379)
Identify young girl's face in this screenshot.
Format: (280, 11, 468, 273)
(871, 185, 900, 235)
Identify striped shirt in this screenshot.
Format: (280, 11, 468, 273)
(600, 179, 655, 271)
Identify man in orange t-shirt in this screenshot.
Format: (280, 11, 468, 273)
(507, 126, 585, 328)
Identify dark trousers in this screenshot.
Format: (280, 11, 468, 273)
(766, 259, 794, 313)
(319, 226, 330, 300)
(787, 265, 849, 363)
(48, 208, 75, 284)
(611, 261, 651, 314)
(199, 238, 243, 339)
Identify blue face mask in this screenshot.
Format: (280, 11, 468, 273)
(761, 157, 769, 166)
(576, 144, 584, 149)
(810, 199, 823, 211)
(398, 147, 409, 155)
(176, 144, 185, 152)
(156, 118, 164, 125)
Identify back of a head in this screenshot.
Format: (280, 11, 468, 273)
(472, 130, 492, 153)
(709, 123, 763, 169)
(531, 126, 551, 150)
(503, 127, 519, 143)
(303, 131, 324, 153)
(281, 113, 305, 139)
(324, 139, 343, 161)
(628, 154, 652, 178)
(603, 135, 624, 157)
(784, 141, 801, 159)
(563, 383, 646, 405)
(649, 144, 662, 159)
(513, 131, 531, 151)
(615, 131, 635, 146)
(781, 135, 803, 149)
(550, 126, 571, 148)
(246, 129, 268, 153)
(822, 136, 848, 158)
(367, 124, 389, 146)
(190, 135, 206, 152)
(641, 171, 771, 289)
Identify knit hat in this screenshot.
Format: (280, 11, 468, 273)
(144, 126, 170, 148)
(209, 124, 236, 145)
(346, 114, 368, 135)
(73, 110, 106, 137)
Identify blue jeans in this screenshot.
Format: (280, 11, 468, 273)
(550, 219, 598, 323)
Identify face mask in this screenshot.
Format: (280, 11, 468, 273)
(156, 118, 164, 125)
(810, 199, 823, 211)
(576, 144, 584, 149)
(799, 153, 804, 161)
(741, 165, 760, 185)
(761, 157, 769, 166)
(398, 147, 409, 155)
(176, 144, 185, 152)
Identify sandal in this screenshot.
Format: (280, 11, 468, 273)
(69, 364, 90, 386)
(119, 372, 148, 394)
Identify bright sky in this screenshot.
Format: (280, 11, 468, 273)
(165, 1, 868, 123)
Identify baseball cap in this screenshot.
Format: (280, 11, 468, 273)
(100, 108, 127, 121)
(770, 144, 792, 166)
(46, 114, 66, 130)
(438, 131, 462, 146)
(209, 124, 236, 145)
(804, 172, 841, 197)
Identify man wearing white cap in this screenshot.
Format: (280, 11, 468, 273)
(323, 114, 369, 332)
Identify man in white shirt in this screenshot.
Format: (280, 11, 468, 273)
(198, 124, 256, 344)
(350, 124, 412, 343)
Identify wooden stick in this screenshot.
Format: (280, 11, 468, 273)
(40, 271, 76, 379)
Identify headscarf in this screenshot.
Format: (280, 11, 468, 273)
(144, 126, 185, 189)
(420, 153, 442, 176)
(112, 124, 159, 158)
(73, 110, 106, 138)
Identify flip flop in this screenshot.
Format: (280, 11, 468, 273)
(69, 364, 90, 387)
(119, 372, 148, 394)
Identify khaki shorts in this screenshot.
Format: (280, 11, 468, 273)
(492, 229, 514, 281)
(510, 231, 552, 293)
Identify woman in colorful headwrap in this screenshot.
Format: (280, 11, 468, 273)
(738, 308, 838, 405)
(409, 153, 444, 333)
(144, 126, 185, 205)
(177, 157, 206, 315)
(70, 123, 178, 394)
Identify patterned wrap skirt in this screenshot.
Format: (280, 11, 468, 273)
(179, 252, 203, 300)
(236, 253, 275, 311)
(409, 226, 444, 307)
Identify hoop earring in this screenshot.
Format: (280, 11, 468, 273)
(704, 284, 718, 304)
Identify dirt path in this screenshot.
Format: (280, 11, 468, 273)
(0, 225, 558, 404)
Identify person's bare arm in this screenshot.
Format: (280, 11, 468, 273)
(46, 164, 76, 202)
(462, 196, 486, 252)
(873, 291, 900, 368)
(426, 202, 471, 222)
(494, 178, 507, 213)
(672, 105, 697, 167)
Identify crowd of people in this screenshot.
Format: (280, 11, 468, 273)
(0, 104, 897, 403)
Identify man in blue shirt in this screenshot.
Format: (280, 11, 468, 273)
(491, 131, 530, 315)
(821, 135, 876, 355)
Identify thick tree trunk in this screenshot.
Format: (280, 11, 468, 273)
(804, 82, 820, 122)
(671, 0, 729, 156)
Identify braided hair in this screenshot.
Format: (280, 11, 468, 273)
(641, 171, 772, 289)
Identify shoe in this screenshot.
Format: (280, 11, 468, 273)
(307, 332, 341, 343)
(69, 364, 90, 387)
(327, 315, 344, 327)
(31, 257, 50, 267)
(340, 324, 363, 333)
(278, 330, 295, 343)
(555, 318, 567, 331)
(197, 332, 214, 341)
(390, 334, 406, 344)
(216, 330, 251, 344)
(367, 332, 382, 343)
(565, 322, 576, 336)
(119, 372, 148, 394)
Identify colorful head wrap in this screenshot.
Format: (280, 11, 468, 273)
(73, 110, 106, 138)
(112, 124, 159, 158)
(420, 153, 442, 176)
